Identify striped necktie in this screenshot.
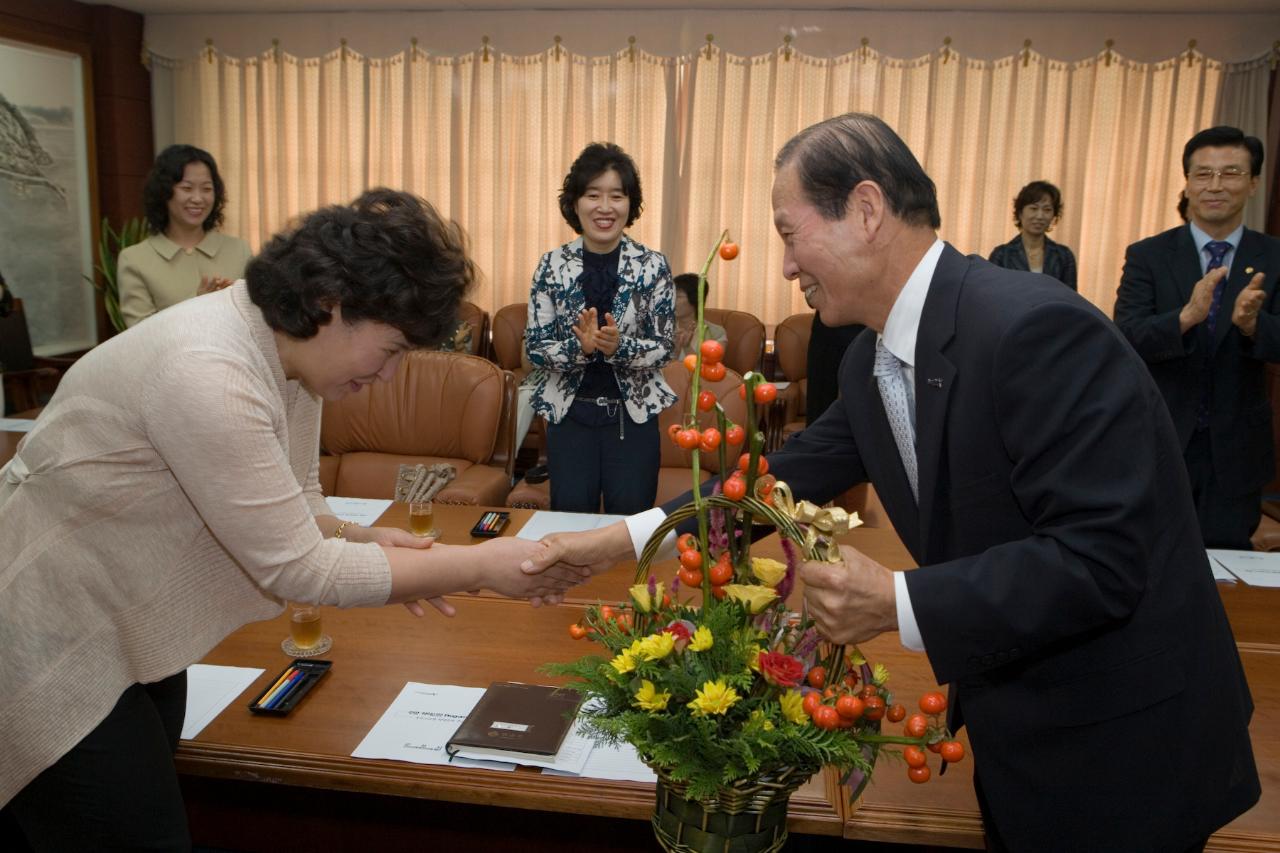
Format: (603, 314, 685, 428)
(874, 338, 918, 502)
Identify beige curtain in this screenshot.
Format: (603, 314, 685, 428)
(152, 42, 1270, 323)
(678, 45, 1262, 319)
(158, 43, 675, 313)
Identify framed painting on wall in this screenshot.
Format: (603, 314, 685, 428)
(0, 35, 97, 356)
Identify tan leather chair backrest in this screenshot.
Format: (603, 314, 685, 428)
(774, 312, 814, 383)
(321, 351, 506, 465)
(455, 301, 491, 358)
(704, 308, 765, 378)
(491, 302, 528, 373)
(658, 362, 748, 474)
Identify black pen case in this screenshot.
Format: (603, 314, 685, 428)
(470, 511, 510, 538)
(248, 659, 332, 716)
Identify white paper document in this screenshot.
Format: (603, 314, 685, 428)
(515, 511, 627, 541)
(449, 720, 595, 774)
(542, 738, 657, 783)
(182, 664, 266, 740)
(324, 496, 393, 527)
(0, 418, 36, 433)
(351, 683, 516, 771)
(1207, 549, 1280, 588)
(1205, 551, 1239, 583)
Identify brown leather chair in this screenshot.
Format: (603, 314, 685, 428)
(1, 298, 75, 414)
(490, 301, 547, 465)
(490, 302, 529, 378)
(446, 301, 490, 358)
(507, 362, 749, 510)
(772, 312, 814, 445)
(319, 351, 515, 505)
(704, 308, 765, 378)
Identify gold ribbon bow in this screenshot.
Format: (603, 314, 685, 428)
(768, 481, 861, 563)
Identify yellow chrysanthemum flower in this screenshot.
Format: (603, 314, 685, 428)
(779, 690, 809, 725)
(610, 649, 637, 674)
(629, 583, 654, 613)
(637, 631, 676, 661)
(687, 680, 740, 716)
(633, 679, 672, 712)
(689, 625, 714, 652)
(751, 557, 787, 587)
(750, 709, 775, 731)
(722, 584, 778, 614)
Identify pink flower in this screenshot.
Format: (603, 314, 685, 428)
(758, 650, 805, 688)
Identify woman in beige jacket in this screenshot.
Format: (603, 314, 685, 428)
(0, 190, 584, 850)
(117, 144, 253, 327)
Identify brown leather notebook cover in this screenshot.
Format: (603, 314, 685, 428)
(445, 682, 580, 763)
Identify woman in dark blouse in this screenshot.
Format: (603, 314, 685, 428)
(523, 144, 676, 513)
(988, 180, 1077, 290)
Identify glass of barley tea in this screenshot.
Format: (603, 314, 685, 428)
(408, 499, 439, 539)
(281, 602, 331, 657)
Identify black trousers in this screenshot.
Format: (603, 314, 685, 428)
(2, 671, 191, 852)
(1186, 429, 1259, 551)
(546, 408, 660, 514)
(975, 773, 1209, 853)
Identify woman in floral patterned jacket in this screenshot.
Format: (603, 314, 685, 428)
(524, 143, 676, 513)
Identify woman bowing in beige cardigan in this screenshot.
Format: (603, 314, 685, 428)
(0, 190, 586, 851)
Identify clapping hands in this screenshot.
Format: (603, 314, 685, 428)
(573, 308, 620, 357)
(197, 275, 234, 296)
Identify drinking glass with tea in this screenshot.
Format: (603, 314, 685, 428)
(408, 500, 439, 539)
(281, 603, 332, 657)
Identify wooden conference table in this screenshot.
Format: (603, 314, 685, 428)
(0, 418, 1276, 850)
(170, 503, 1280, 853)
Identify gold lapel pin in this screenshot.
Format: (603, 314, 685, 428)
(1245, 267, 1255, 275)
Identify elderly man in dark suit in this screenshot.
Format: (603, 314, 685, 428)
(1114, 125, 1280, 550)
(531, 113, 1259, 852)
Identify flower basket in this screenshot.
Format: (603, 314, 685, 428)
(545, 231, 963, 850)
(650, 762, 817, 853)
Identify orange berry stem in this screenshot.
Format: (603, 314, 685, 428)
(686, 228, 729, 604)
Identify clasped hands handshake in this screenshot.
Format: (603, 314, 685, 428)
(371, 517, 901, 648)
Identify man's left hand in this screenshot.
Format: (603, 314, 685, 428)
(800, 545, 897, 645)
(1232, 272, 1266, 337)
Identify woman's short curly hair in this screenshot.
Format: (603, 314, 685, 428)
(558, 143, 643, 234)
(143, 144, 227, 235)
(1012, 181, 1063, 227)
(246, 188, 476, 347)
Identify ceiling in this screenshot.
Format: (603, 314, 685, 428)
(97, 0, 1280, 14)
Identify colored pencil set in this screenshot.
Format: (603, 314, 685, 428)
(470, 511, 509, 538)
(248, 659, 332, 716)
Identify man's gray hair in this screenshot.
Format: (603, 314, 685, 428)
(776, 113, 941, 229)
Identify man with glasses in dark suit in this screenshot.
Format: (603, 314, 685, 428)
(1115, 126, 1280, 550)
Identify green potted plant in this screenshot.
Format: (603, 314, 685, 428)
(85, 216, 146, 333)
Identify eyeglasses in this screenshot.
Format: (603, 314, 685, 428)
(1188, 166, 1250, 186)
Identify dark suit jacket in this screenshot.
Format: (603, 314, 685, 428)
(988, 233, 1077, 290)
(1114, 225, 1280, 496)
(713, 246, 1258, 851)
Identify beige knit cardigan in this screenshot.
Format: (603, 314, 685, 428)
(0, 283, 391, 805)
